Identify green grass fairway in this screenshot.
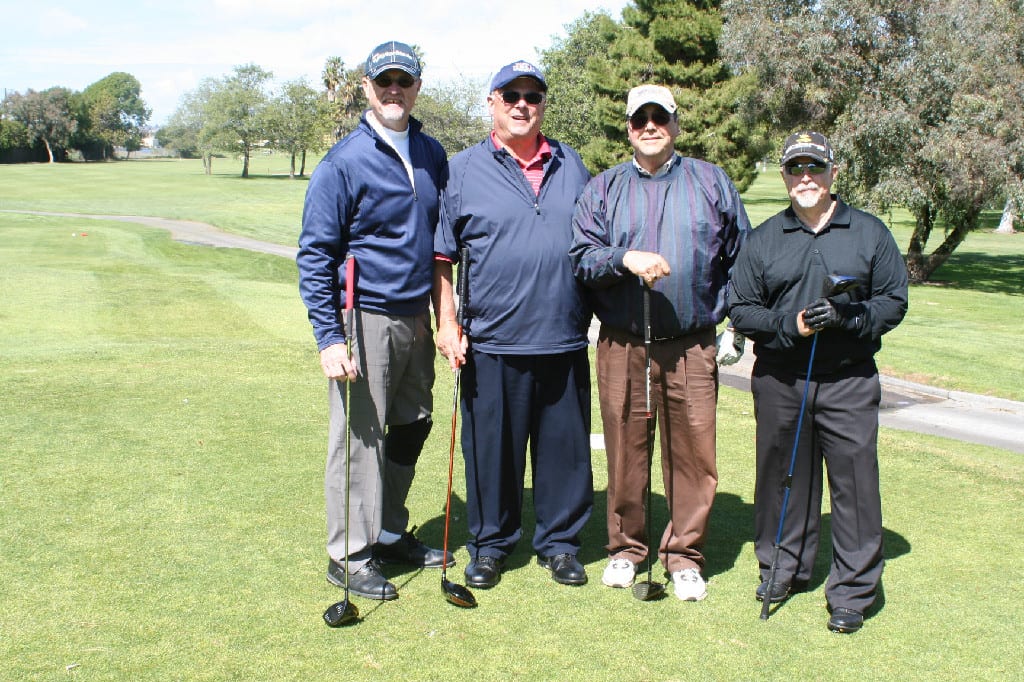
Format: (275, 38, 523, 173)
(2, 209, 1022, 680)
(3, 159, 1022, 400)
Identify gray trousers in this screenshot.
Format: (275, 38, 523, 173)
(325, 310, 434, 570)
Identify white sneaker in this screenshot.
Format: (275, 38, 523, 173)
(672, 568, 707, 601)
(601, 558, 636, 588)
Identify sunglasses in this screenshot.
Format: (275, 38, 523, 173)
(373, 73, 416, 89)
(628, 109, 673, 130)
(500, 90, 544, 106)
(785, 161, 830, 176)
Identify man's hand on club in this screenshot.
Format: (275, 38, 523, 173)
(715, 328, 745, 366)
(320, 342, 358, 381)
(623, 250, 671, 287)
(802, 297, 843, 331)
(436, 319, 468, 371)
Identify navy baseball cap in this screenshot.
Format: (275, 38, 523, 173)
(490, 60, 547, 91)
(365, 40, 422, 79)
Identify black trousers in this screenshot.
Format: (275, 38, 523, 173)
(751, 357, 883, 613)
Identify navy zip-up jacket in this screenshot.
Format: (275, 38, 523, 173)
(298, 113, 447, 350)
(434, 136, 591, 354)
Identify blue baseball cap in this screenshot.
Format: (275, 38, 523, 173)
(365, 40, 422, 79)
(490, 60, 547, 92)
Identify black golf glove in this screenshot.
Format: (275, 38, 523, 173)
(804, 298, 862, 331)
(803, 298, 842, 330)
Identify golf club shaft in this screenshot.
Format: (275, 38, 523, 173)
(442, 247, 470, 585)
(643, 283, 655, 585)
(342, 256, 356, 600)
(760, 331, 818, 620)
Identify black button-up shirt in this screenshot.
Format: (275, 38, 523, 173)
(728, 196, 908, 375)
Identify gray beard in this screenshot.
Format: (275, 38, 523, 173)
(794, 192, 821, 209)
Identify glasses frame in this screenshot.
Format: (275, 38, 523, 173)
(628, 108, 674, 130)
(373, 73, 417, 89)
(784, 161, 831, 177)
(499, 90, 545, 106)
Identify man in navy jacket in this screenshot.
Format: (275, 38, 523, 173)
(433, 61, 594, 589)
(298, 40, 452, 601)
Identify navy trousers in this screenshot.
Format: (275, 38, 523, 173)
(460, 348, 593, 560)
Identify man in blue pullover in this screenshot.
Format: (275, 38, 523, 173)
(297, 40, 452, 601)
(433, 60, 594, 590)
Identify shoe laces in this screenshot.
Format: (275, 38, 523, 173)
(609, 558, 633, 571)
(673, 568, 701, 583)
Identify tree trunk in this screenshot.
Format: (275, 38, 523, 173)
(905, 204, 934, 282)
(242, 148, 250, 178)
(300, 150, 307, 177)
(43, 137, 55, 163)
(906, 206, 977, 282)
(203, 153, 212, 175)
(996, 198, 1016, 233)
(289, 152, 296, 179)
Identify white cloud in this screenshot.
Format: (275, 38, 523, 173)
(41, 7, 90, 35)
(1, 0, 628, 125)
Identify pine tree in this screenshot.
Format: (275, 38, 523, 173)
(583, 0, 768, 188)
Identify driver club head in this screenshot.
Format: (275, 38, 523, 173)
(632, 580, 666, 602)
(323, 598, 360, 627)
(823, 274, 858, 298)
(442, 578, 478, 608)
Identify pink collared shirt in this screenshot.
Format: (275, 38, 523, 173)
(491, 131, 551, 195)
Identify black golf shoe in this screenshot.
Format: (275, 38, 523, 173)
(538, 553, 588, 586)
(373, 529, 455, 568)
(827, 607, 864, 633)
(327, 559, 398, 600)
(755, 580, 791, 603)
(465, 556, 504, 588)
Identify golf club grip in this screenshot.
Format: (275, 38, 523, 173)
(642, 282, 651, 345)
(455, 247, 470, 328)
(344, 256, 356, 312)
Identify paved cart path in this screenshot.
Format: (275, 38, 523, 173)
(9, 209, 1023, 454)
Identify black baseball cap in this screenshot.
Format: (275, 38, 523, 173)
(780, 131, 834, 165)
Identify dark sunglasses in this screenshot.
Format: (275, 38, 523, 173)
(373, 73, 416, 89)
(628, 109, 673, 130)
(500, 90, 544, 105)
(785, 161, 830, 176)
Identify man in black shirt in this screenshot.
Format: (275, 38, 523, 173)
(728, 131, 908, 633)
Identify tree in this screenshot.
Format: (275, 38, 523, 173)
(322, 57, 366, 141)
(205, 64, 274, 178)
(3, 87, 77, 162)
(415, 76, 490, 156)
(539, 11, 621, 155)
(580, 0, 769, 186)
(79, 72, 150, 159)
(158, 78, 219, 173)
(266, 78, 332, 177)
(722, 0, 1024, 282)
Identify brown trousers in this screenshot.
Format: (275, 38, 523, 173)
(596, 324, 719, 573)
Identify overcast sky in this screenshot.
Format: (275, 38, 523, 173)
(0, 0, 631, 126)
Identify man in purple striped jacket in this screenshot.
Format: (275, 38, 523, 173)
(569, 84, 750, 601)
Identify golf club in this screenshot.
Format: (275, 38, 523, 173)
(760, 273, 858, 620)
(632, 281, 666, 602)
(324, 256, 361, 627)
(441, 247, 477, 608)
